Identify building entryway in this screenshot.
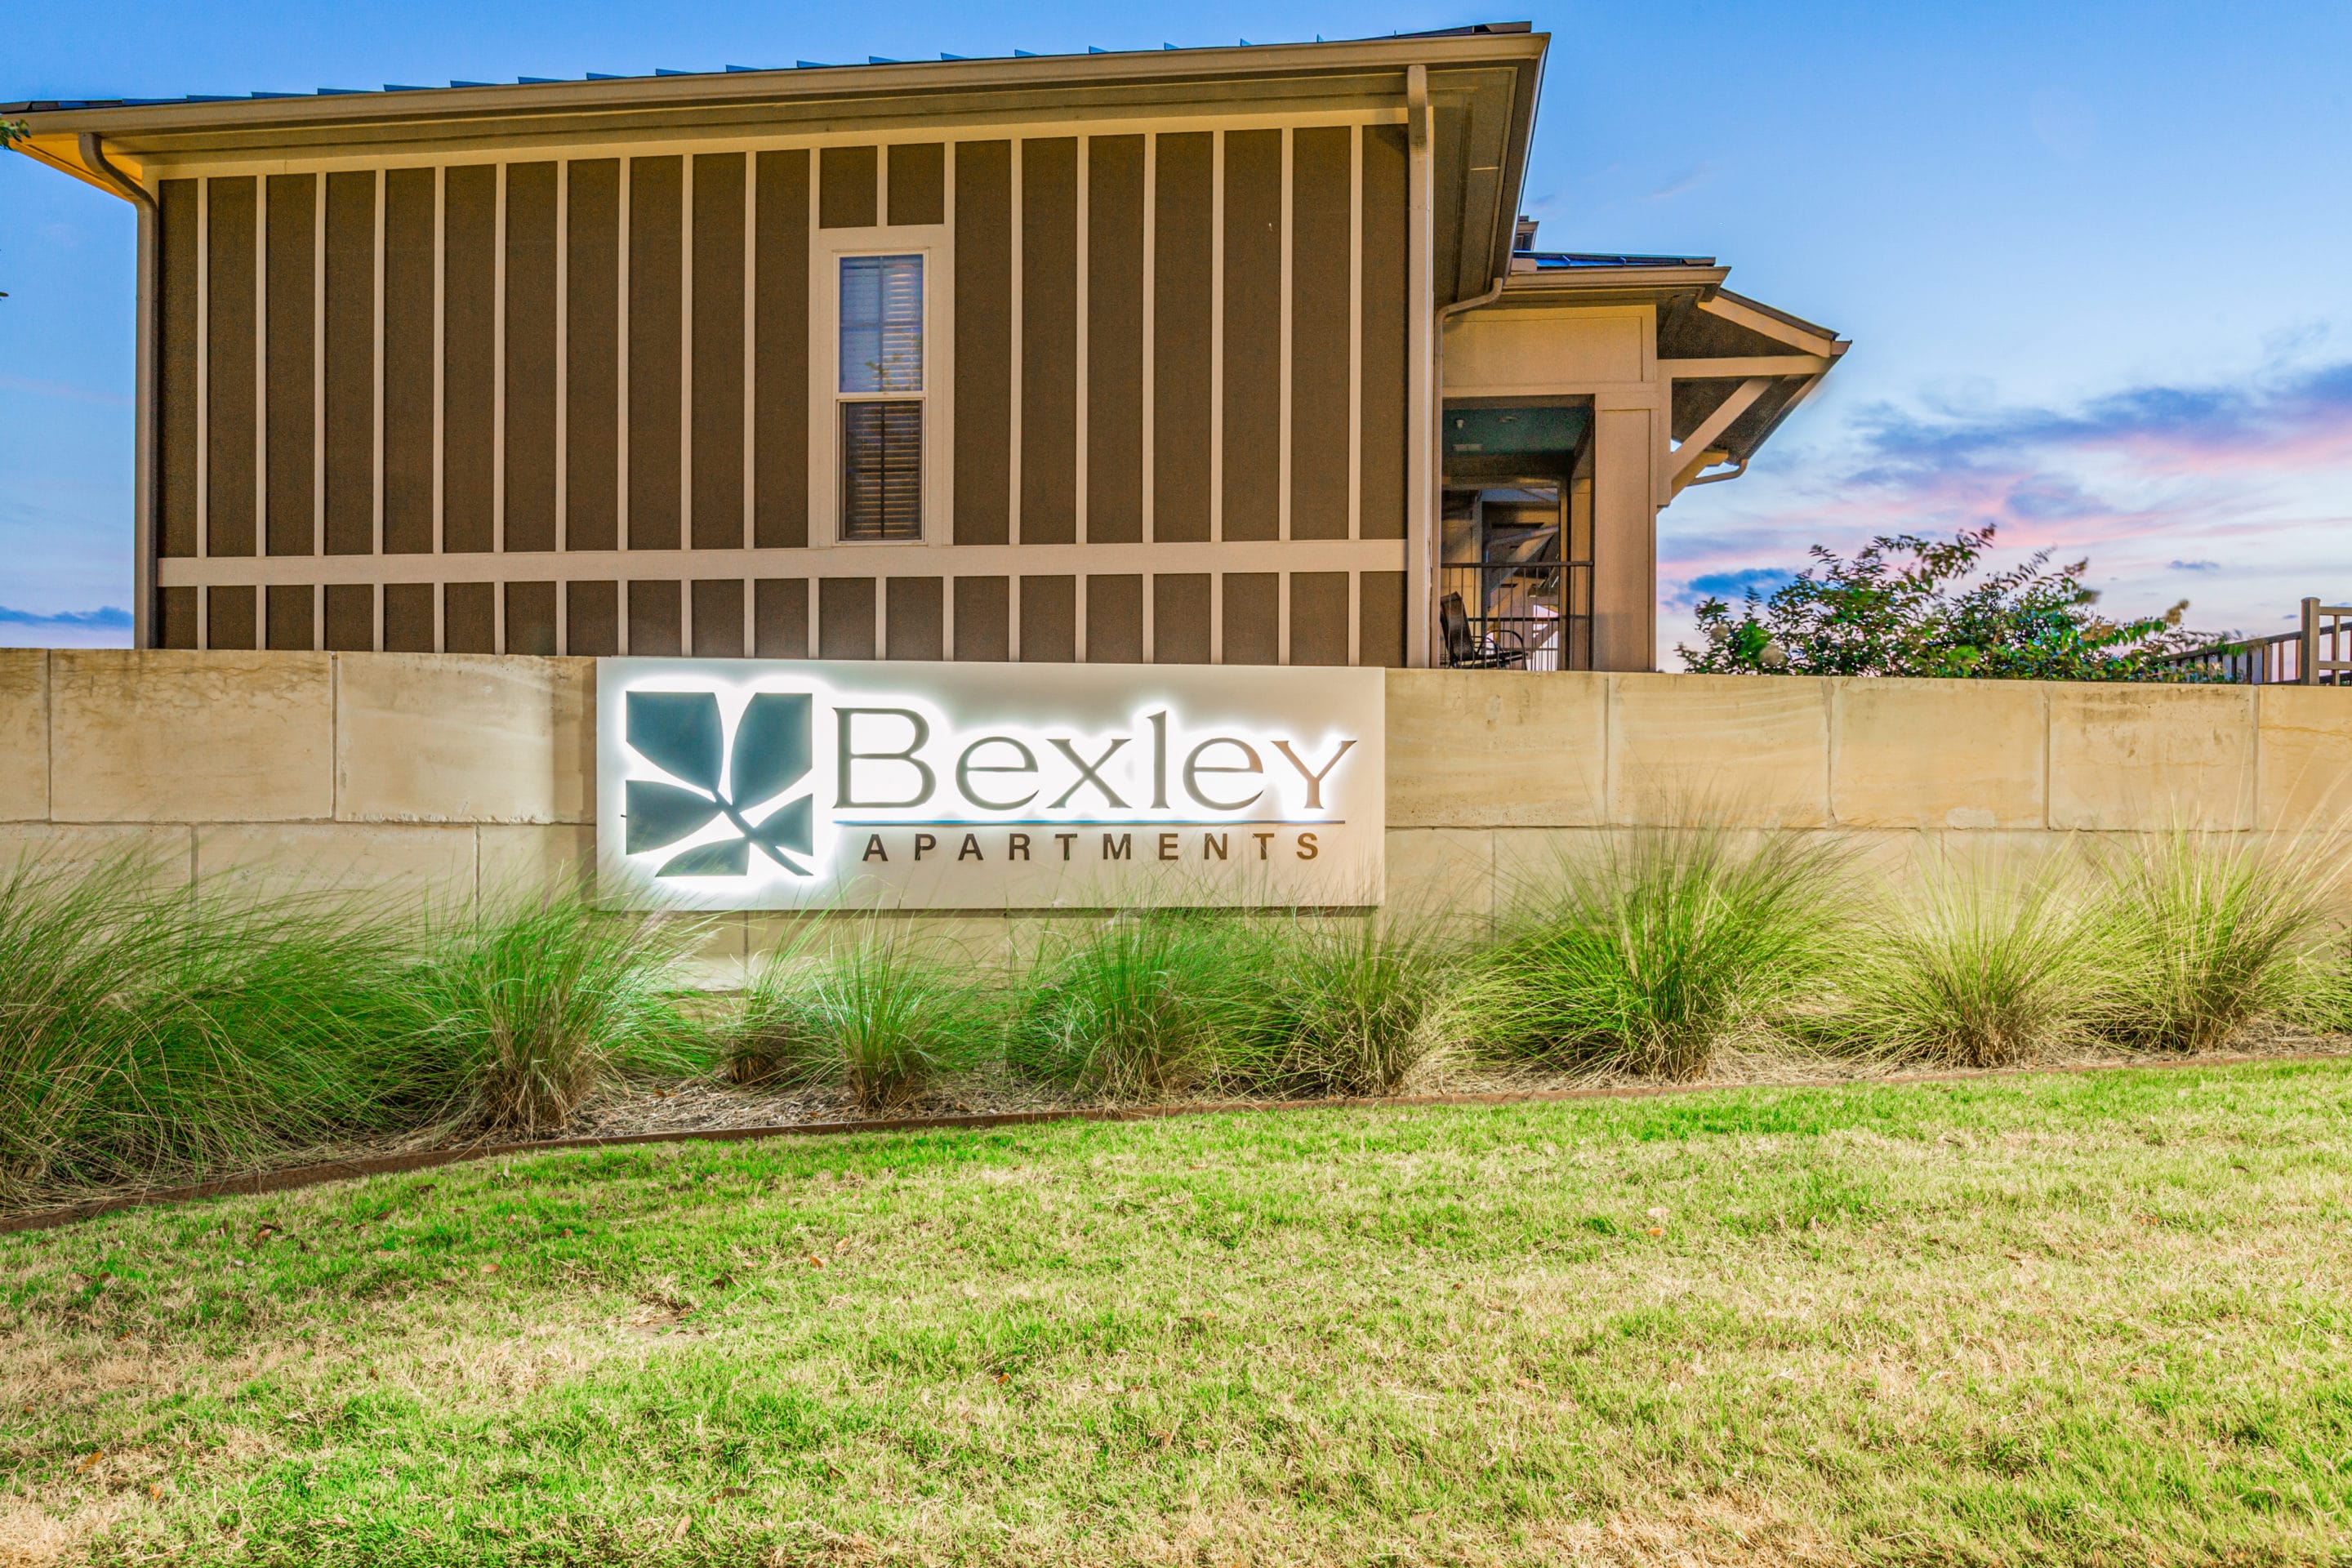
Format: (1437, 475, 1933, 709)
(1441, 401, 1592, 670)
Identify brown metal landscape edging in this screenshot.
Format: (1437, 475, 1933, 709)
(1, 1048, 2336, 1238)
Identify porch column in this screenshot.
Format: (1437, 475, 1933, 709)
(1404, 65, 1435, 668)
(1591, 403, 1657, 672)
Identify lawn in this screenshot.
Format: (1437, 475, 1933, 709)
(5, 1060, 2350, 1566)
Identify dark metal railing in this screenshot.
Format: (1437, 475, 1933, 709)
(2158, 598, 2352, 685)
(1439, 563, 1591, 672)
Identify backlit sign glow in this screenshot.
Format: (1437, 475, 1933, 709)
(596, 659, 1386, 909)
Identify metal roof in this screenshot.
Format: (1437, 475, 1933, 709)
(0, 22, 1530, 114)
(1516, 250, 1718, 271)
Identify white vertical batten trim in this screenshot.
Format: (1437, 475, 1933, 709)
(1277, 555, 1290, 666)
(1207, 131, 1223, 552)
(616, 157, 635, 557)
(679, 161, 695, 519)
(1073, 134, 1089, 549)
(1350, 567, 1362, 667)
(680, 153, 696, 654)
(254, 167, 268, 572)
(195, 176, 209, 574)
(617, 156, 631, 653)
(1276, 125, 1292, 548)
(312, 172, 326, 649)
(372, 168, 385, 649)
(939, 141, 957, 659)
(555, 161, 570, 654)
(555, 159, 570, 654)
(313, 171, 327, 572)
(1206, 133, 1223, 663)
(741, 148, 756, 550)
(431, 165, 445, 561)
(492, 162, 508, 657)
(1007, 136, 1023, 548)
(431, 163, 445, 652)
(1140, 133, 1156, 554)
(802, 163, 827, 550)
(742, 149, 758, 653)
(1348, 124, 1364, 549)
(371, 169, 385, 567)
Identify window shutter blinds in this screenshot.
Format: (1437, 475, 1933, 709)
(840, 401, 922, 539)
(839, 254, 924, 540)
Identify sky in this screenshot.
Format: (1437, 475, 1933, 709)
(4, 1, 2350, 658)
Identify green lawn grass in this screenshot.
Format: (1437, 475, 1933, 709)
(6, 1061, 2351, 1566)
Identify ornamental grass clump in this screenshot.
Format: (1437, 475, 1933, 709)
(414, 896, 709, 1136)
(724, 956, 827, 1089)
(1825, 856, 2100, 1068)
(105, 889, 443, 1171)
(739, 924, 993, 1111)
(2090, 828, 2340, 1054)
(1459, 828, 1849, 1080)
(0, 856, 450, 1199)
(1218, 915, 1459, 1098)
(1006, 915, 1245, 1099)
(0, 857, 165, 1202)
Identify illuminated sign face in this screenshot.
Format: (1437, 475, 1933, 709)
(595, 659, 1386, 910)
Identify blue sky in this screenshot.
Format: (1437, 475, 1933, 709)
(6, 1, 2350, 655)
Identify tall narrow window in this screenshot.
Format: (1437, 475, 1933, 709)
(839, 254, 924, 541)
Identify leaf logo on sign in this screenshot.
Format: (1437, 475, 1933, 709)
(623, 692, 817, 877)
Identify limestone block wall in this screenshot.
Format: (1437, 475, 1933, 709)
(1383, 670, 2352, 923)
(4, 651, 2348, 970)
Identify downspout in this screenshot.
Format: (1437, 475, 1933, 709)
(1679, 457, 1748, 488)
(78, 134, 160, 650)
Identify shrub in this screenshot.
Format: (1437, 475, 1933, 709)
(1006, 915, 1243, 1099)
(1677, 523, 2212, 680)
(1459, 828, 1849, 1080)
(1824, 856, 2100, 1068)
(1219, 915, 1458, 1098)
(737, 924, 992, 1112)
(414, 895, 708, 1136)
(2091, 830, 2338, 1053)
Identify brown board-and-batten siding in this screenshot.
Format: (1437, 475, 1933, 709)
(154, 177, 199, 648)
(504, 161, 559, 557)
(382, 167, 435, 563)
(692, 152, 746, 556)
(147, 117, 1410, 666)
(323, 171, 376, 564)
(1086, 134, 1144, 547)
(1219, 130, 1281, 548)
(441, 164, 497, 560)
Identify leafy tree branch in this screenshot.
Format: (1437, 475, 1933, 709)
(1678, 525, 2218, 680)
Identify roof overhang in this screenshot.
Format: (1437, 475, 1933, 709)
(7, 28, 1547, 308)
(1454, 260, 1850, 475)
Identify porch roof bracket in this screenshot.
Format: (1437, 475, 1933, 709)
(1668, 377, 1771, 496)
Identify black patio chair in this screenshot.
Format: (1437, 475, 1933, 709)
(1440, 592, 1528, 670)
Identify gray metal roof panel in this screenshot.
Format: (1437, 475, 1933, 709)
(0, 23, 1533, 115)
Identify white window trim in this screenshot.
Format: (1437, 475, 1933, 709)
(808, 221, 954, 548)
